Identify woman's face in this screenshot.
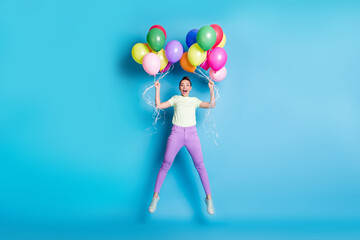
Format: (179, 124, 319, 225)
(179, 80, 192, 97)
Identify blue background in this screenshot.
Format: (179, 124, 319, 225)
(1, 0, 360, 239)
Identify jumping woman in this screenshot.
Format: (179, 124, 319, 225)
(149, 76, 216, 215)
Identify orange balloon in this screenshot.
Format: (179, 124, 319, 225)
(180, 52, 196, 73)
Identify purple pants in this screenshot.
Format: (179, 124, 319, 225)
(154, 124, 211, 195)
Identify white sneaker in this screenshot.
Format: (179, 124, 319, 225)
(149, 196, 160, 213)
(205, 197, 215, 215)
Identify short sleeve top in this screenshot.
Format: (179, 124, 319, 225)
(167, 95, 202, 127)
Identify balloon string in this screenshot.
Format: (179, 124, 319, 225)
(194, 66, 221, 146)
(157, 64, 174, 82)
(142, 82, 163, 134)
(195, 67, 220, 103)
(142, 65, 174, 134)
(192, 69, 206, 79)
(195, 66, 211, 82)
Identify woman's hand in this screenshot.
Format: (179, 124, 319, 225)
(154, 80, 160, 90)
(208, 79, 214, 89)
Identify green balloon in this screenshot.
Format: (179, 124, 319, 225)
(196, 26, 216, 51)
(147, 28, 165, 52)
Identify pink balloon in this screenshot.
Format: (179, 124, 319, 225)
(142, 53, 160, 75)
(209, 66, 227, 82)
(200, 59, 210, 70)
(161, 62, 171, 73)
(200, 51, 211, 70)
(208, 47, 227, 71)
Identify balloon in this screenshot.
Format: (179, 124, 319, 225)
(217, 33, 226, 48)
(186, 29, 198, 48)
(161, 62, 171, 73)
(200, 59, 210, 70)
(142, 53, 161, 75)
(210, 24, 223, 48)
(188, 43, 206, 66)
(147, 28, 165, 52)
(209, 66, 227, 82)
(165, 40, 183, 63)
(180, 52, 196, 73)
(144, 43, 153, 52)
(208, 47, 227, 71)
(156, 49, 168, 71)
(149, 25, 167, 39)
(196, 25, 216, 51)
(200, 51, 211, 70)
(131, 43, 150, 64)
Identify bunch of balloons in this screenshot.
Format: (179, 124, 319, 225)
(131, 24, 227, 82)
(181, 24, 227, 82)
(131, 25, 183, 76)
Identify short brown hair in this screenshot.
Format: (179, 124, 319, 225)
(179, 76, 192, 87)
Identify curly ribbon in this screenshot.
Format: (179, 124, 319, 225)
(142, 64, 174, 134)
(194, 66, 221, 146)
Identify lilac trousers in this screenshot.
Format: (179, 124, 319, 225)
(154, 124, 211, 195)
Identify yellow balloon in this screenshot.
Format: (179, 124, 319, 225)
(132, 43, 150, 64)
(217, 33, 226, 48)
(156, 49, 168, 71)
(188, 43, 206, 67)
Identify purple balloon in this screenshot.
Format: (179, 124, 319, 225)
(208, 47, 227, 71)
(165, 40, 184, 63)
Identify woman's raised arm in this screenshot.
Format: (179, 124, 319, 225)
(199, 79, 216, 109)
(155, 80, 171, 109)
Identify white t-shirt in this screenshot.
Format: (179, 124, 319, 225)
(168, 95, 202, 127)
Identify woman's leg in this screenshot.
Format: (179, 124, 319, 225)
(154, 127, 184, 194)
(185, 128, 212, 196)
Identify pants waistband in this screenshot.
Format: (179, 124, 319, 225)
(172, 124, 197, 131)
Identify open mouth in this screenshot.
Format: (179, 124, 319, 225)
(182, 90, 188, 93)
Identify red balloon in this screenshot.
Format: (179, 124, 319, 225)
(210, 24, 223, 49)
(149, 25, 167, 39)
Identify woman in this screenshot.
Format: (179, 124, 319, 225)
(149, 76, 216, 215)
